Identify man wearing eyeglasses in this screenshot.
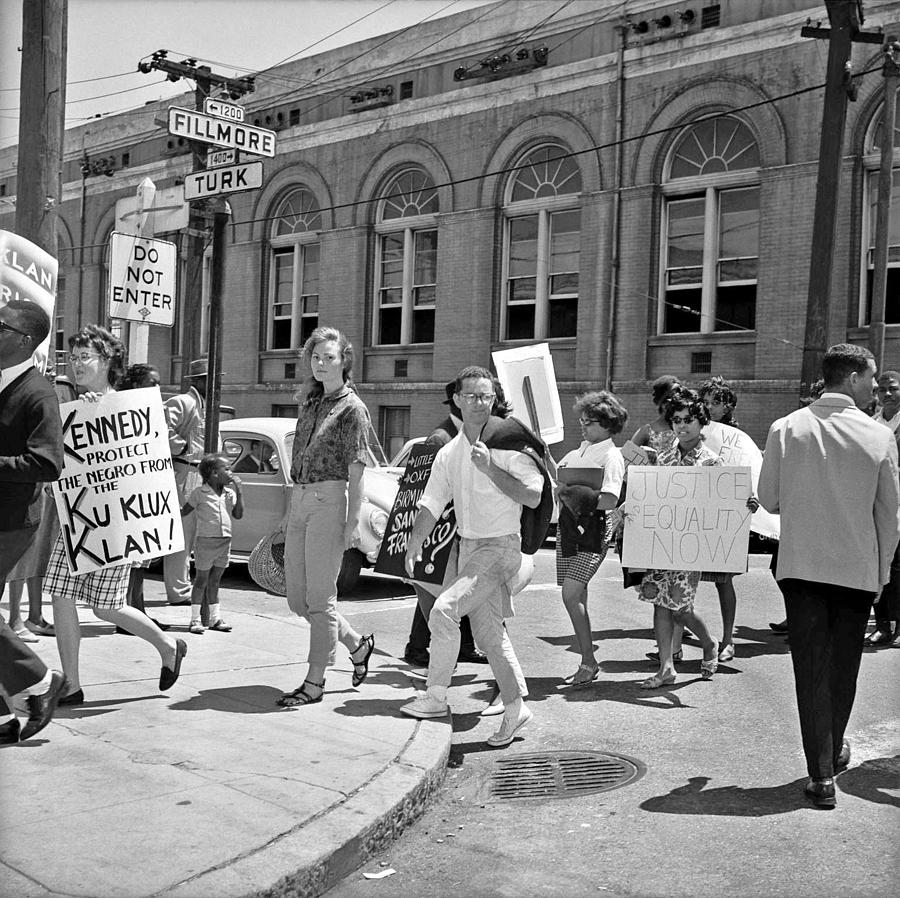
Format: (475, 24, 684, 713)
(401, 365, 544, 747)
(0, 300, 67, 743)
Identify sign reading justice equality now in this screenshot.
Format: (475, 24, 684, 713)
(167, 107, 276, 157)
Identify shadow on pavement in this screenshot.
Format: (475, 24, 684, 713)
(836, 756, 900, 807)
(168, 684, 289, 713)
(640, 775, 811, 816)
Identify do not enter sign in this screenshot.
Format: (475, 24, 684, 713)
(108, 232, 177, 326)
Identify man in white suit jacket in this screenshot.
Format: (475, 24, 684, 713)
(758, 344, 900, 808)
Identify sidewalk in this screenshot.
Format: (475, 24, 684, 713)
(0, 578, 450, 898)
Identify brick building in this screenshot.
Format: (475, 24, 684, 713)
(2, 0, 899, 455)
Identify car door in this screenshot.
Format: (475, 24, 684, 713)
(221, 431, 291, 557)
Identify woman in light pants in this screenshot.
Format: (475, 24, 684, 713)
(277, 327, 375, 707)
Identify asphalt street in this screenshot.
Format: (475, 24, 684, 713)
(321, 550, 900, 898)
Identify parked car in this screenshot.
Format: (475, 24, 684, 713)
(219, 418, 401, 593)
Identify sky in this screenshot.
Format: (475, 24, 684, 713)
(0, 0, 494, 148)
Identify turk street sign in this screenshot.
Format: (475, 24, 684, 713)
(167, 107, 276, 157)
(183, 161, 264, 200)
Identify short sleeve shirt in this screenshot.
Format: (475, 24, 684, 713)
(290, 385, 371, 483)
(188, 483, 237, 537)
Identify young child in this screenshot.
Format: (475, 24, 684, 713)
(181, 454, 243, 634)
(633, 388, 757, 689)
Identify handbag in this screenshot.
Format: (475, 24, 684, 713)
(248, 530, 286, 596)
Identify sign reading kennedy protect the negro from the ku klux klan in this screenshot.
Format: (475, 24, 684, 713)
(621, 465, 753, 573)
(53, 389, 183, 575)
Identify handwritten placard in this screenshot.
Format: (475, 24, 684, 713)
(374, 443, 457, 584)
(53, 388, 184, 575)
(492, 343, 565, 444)
(702, 421, 780, 539)
(620, 439, 650, 467)
(621, 465, 752, 572)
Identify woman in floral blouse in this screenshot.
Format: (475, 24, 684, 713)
(276, 326, 375, 707)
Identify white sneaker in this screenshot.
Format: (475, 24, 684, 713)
(189, 620, 205, 634)
(480, 686, 505, 717)
(400, 693, 450, 719)
(487, 705, 533, 747)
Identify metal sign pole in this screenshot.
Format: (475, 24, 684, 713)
(204, 198, 230, 453)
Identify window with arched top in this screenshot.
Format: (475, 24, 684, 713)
(374, 169, 439, 345)
(501, 145, 582, 341)
(268, 187, 321, 349)
(860, 96, 900, 326)
(660, 115, 760, 334)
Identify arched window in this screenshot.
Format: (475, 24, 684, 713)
(502, 145, 582, 340)
(268, 187, 321, 349)
(660, 115, 760, 334)
(860, 95, 900, 326)
(374, 169, 438, 345)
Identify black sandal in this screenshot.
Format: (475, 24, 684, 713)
(277, 680, 325, 707)
(351, 634, 375, 687)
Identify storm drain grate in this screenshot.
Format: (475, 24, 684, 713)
(488, 751, 645, 801)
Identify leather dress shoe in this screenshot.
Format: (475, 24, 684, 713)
(804, 777, 836, 808)
(834, 739, 851, 773)
(59, 688, 85, 707)
(457, 647, 489, 664)
(0, 718, 21, 745)
(863, 628, 894, 646)
(403, 648, 430, 667)
(21, 671, 67, 740)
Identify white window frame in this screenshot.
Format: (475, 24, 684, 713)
(659, 169, 759, 334)
(268, 231, 320, 349)
(373, 212, 437, 346)
(501, 195, 581, 341)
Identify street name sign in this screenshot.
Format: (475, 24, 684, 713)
(108, 232, 176, 326)
(183, 161, 264, 200)
(167, 107, 276, 157)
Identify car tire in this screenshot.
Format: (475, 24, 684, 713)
(337, 548, 365, 595)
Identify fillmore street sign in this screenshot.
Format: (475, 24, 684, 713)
(183, 161, 264, 200)
(167, 107, 276, 157)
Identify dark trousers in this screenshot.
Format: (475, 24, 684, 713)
(871, 542, 900, 629)
(407, 586, 476, 655)
(0, 526, 46, 716)
(781, 578, 874, 779)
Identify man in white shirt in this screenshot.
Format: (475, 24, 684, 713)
(401, 366, 543, 747)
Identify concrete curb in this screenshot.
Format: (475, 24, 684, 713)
(157, 718, 452, 898)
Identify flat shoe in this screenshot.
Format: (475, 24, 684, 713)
(14, 627, 39, 643)
(863, 629, 893, 646)
(640, 672, 676, 690)
(208, 619, 232, 632)
(351, 633, 375, 687)
(25, 620, 54, 636)
(567, 662, 599, 687)
(59, 688, 85, 706)
(277, 681, 324, 707)
(718, 644, 735, 662)
(646, 649, 683, 664)
(480, 686, 505, 717)
(487, 705, 533, 747)
(159, 639, 187, 691)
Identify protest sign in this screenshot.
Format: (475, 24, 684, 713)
(53, 388, 184, 575)
(492, 343, 565, 444)
(702, 421, 779, 539)
(620, 439, 650, 467)
(0, 229, 58, 369)
(374, 443, 457, 585)
(621, 465, 753, 573)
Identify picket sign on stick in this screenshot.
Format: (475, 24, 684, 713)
(702, 421, 780, 540)
(621, 465, 753, 573)
(53, 388, 184, 575)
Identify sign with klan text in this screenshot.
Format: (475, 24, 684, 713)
(53, 389, 184, 575)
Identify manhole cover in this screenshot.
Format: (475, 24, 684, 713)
(488, 751, 645, 801)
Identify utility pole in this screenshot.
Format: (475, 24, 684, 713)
(869, 37, 900, 372)
(138, 53, 254, 445)
(15, 0, 67, 257)
(800, 2, 883, 396)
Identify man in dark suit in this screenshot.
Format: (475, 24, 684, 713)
(0, 300, 67, 743)
(758, 344, 900, 808)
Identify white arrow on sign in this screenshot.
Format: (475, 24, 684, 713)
(183, 161, 264, 200)
(167, 106, 276, 157)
